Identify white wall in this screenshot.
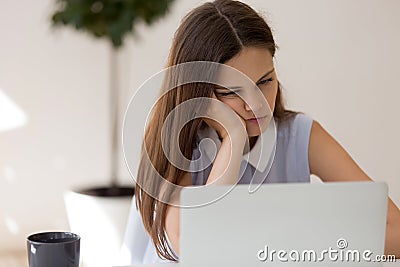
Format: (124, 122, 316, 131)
(0, 0, 110, 251)
(0, 0, 399, 251)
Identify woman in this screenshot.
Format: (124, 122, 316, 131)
(127, 0, 400, 263)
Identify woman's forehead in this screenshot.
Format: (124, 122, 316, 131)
(217, 47, 274, 87)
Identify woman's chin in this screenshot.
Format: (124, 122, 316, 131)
(246, 121, 269, 137)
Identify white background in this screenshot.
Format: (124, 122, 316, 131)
(0, 0, 399, 252)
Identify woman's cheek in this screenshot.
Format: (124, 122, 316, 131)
(220, 98, 237, 110)
(266, 89, 278, 112)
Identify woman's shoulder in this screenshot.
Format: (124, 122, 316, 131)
(276, 111, 314, 138)
(273, 112, 314, 180)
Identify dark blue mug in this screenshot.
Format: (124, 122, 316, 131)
(27, 231, 80, 267)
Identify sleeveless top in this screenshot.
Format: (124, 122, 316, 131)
(190, 113, 313, 186)
(121, 113, 314, 264)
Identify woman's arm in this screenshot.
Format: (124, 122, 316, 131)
(165, 132, 247, 255)
(165, 97, 248, 255)
(205, 132, 247, 185)
(308, 120, 400, 258)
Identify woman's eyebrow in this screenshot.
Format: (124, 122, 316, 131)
(214, 68, 275, 90)
(256, 68, 275, 83)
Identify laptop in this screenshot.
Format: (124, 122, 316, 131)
(180, 181, 388, 266)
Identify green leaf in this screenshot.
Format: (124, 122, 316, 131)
(49, 0, 176, 48)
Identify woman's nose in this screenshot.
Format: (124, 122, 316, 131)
(244, 96, 264, 113)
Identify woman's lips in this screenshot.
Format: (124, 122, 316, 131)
(247, 115, 268, 124)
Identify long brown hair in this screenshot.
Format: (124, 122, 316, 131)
(134, 0, 295, 261)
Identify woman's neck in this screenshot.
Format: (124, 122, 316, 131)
(243, 136, 258, 154)
(250, 136, 258, 149)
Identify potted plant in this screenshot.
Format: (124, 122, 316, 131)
(50, 0, 175, 266)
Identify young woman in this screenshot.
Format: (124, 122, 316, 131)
(126, 0, 400, 263)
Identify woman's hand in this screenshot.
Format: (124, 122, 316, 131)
(203, 92, 247, 143)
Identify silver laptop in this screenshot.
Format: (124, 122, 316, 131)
(180, 181, 388, 266)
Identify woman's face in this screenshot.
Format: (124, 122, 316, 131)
(215, 47, 278, 137)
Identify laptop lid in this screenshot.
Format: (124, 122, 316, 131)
(180, 181, 388, 266)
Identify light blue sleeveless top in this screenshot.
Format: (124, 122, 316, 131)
(123, 113, 314, 264)
(190, 113, 313, 186)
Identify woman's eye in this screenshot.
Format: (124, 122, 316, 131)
(257, 78, 274, 86)
(215, 91, 236, 97)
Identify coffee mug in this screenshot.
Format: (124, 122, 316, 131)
(27, 231, 80, 267)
